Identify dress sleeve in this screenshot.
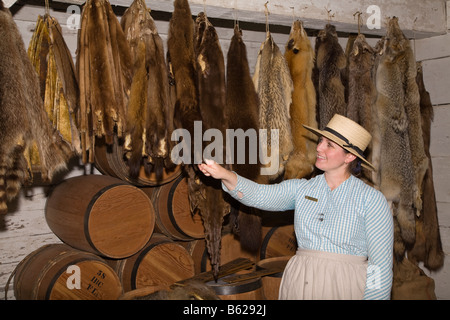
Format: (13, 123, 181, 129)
(222, 172, 300, 212)
(363, 189, 394, 300)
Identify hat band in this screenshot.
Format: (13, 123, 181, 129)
(323, 127, 365, 158)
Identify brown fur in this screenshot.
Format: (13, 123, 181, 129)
(253, 33, 294, 181)
(193, 12, 231, 278)
(347, 34, 377, 183)
(284, 20, 317, 180)
(313, 24, 347, 129)
(374, 18, 426, 255)
(226, 25, 263, 253)
(121, 1, 171, 181)
(407, 62, 444, 271)
(0, 5, 71, 213)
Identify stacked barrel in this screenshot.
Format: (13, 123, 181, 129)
(11, 154, 297, 300)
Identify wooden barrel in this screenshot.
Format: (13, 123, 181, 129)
(45, 175, 155, 259)
(260, 225, 297, 259)
(108, 233, 195, 292)
(13, 244, 123, 300)
(181, 232, 258, 274)
(143, 175, 205, 241)
(94, 136, 182, 187)
(206, 275, 265, 300)
(256, 256, 291, 300)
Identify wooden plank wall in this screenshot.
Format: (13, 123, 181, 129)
(1, 3, 449, 300)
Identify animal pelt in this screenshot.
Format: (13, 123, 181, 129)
(284, 20, 317, 180)
(0, 5, 71, 214)
(373, 18, 427, 256)
(125, 281, 220, 300)
(407, 62, 444, 271)
(28, 14, 81, 157)
(121, 0, 172, 181)
(167, 0, 202, 157)
(225, 25, 263, 253)
(77, 0, 133, 163)
(313, 24, 347, 129)
(193, 12, 231, 279)
(253, 32, 294, 182)
(346, 34, 377, 184)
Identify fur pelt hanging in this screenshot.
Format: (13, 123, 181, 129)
(407, 62, 444, 271)
(253, 32, 293, 181)
(373, 17, 428, 259)
(28, 14, 81, 157)
(0, 3, 72, 214)
(193, 12, 231, 279)
(76, 0, 133, 163)
(313, 24, 347, 129)
(120, 0, 172, 181)
(225, 25, 263, 253)
(346, 33, 377, 183)
(284, 20, 317, 180)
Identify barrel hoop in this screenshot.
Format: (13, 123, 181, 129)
(212, 278, 262, 295)
(259, 226, 278, 260)
(166, 175, 192, 239)
(130, 238, 172, 290)
(83, 182, 128, 256)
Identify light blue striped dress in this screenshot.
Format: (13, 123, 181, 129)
(223, 173, 394, 300)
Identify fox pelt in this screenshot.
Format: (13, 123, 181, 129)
(373, 18, 428, 257)
(225, 25, 263, 253)
(121, 0, 172, 181)
(193, 12, 231, 279)
(0, 4, 71, 214)
(346, 34, 377, 183)
(407, 62, 444, 271)
(284, 20, 317, 180)
(253, 32, 294, 182)
(313, 24, 347, 129)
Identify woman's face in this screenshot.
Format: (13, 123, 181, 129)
(315, 136, 355, 173)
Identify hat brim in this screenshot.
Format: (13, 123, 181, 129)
(303, 124, 375, 171)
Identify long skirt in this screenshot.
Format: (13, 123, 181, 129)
(279, 249, 368, 300)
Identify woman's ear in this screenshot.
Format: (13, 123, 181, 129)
(345, 153, 357, 164)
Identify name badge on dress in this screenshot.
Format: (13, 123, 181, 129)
(305, 195, 318, 202)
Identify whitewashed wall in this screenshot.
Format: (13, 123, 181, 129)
(1, 3, 449, 300)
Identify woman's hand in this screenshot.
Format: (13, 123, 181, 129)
(198, 159, 238, 191)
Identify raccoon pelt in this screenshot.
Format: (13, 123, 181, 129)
(313, 24, 347, 129)
(193, 12, 231, 279)
(125, 281, 220, 300)
(346, 34, 377, 183)
(225, 25, 263, 253)
(407, 62, 444, 271)
(374, 30, 416, 255)
(0, 5, 71, 214)
(121, 0, 171, 181)
(284, 20, 317, 180)
(253, 33, 294, 181)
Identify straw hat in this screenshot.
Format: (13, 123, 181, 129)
(303, 114, 375, 170)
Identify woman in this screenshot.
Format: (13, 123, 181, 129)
(198, 114, 394, 300)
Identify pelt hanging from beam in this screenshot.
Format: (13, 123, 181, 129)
(120, 0, 172, 181)
(284, 20, 317, 180)
(346, 33, 377, 183)
(77, 0, 133, 163)
(0, 3, 72, 214)
(253, 32, 293, 182)
(193, 12, 231, 279)
(225, 25, 263, 253)
(313, 24, 347, 129)
(373, 17, 428, 260)
(407, 62, 444, 271)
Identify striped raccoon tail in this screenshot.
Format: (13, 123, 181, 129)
(0, 144, 29, 215)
